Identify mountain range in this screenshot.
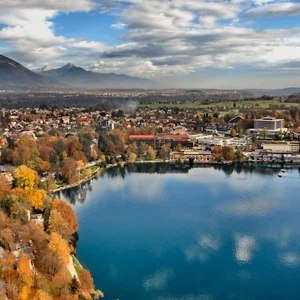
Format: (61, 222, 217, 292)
(38, 63, 155, 89)
(0, 54, 155, 89)
(0, 55, 49, 87)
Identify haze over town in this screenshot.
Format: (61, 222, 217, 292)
(1, 0, 300, 89)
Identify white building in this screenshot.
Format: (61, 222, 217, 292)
(254, 117, 284, 131)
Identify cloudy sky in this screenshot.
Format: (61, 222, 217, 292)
(1, 0, 300, 89)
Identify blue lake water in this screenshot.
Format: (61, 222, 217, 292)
(57, 164, 300, 300)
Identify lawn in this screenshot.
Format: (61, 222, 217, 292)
(139, 99, 295, 116)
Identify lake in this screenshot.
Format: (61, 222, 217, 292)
(57, 164, 300, 300)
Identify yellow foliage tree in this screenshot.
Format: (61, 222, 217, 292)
(29, 189, 44, 210)
(76, 160, 85, 169)
(33, 290, 52, 300)
(48, 232, 70, 266)
(20, 285, 30, 300)
(15, 165, 38, 193)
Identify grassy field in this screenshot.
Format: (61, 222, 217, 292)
(139, 99, 296, 116)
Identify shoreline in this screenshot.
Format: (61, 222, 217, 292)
(49, 158, 300, 194)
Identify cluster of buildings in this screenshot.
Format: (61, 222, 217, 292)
(0, 106, 300, 164)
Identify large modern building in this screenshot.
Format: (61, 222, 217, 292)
(262, 142, 300, 153)
(254, 117, 284, 131)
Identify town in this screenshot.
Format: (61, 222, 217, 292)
(1, 98, 300, 191)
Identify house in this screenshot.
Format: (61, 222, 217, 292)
(228, 115, 244, 124)
(61, 116, 70, 124)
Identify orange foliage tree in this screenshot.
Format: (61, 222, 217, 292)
(79, 269, 95, 293)
(52, 198, 78, 234)
(18, 255, 33, 300)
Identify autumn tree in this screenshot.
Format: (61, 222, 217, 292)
(261, 127, 269, 139)
(5, 277, 19, 300)
(48, 232, 70, 266)
(52, 268, 73, 296)
(37, 247, 62, 277)
(0, 176, 11, 197)
(79, 269, 94, 293)
(50, 198, 78, 241)
(127, 152, 136, 163)
(231, 128, 237, 137)
(33, 290, 52, 300)
(61, 157, 79, 184)
(18, 255, 33, 300)
(176, 143, 182, 152)
(78, 131, 93, 161)
(127, 142, 138, 155)
(29, 189, 44, 210)
(64, 136, 83, 157)
(139, 142, 149, 156)
(146, 146, 156, 161)
(12, 135, 41, 170)
(235, 149, 245, 162)
(15, 165, 38, 193)
(222, 146, 235, 161)
(3, 252, 19, 300)
(161, 143, 171, 155)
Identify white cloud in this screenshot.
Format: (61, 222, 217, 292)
(198, 16, 217, 28)
(174, 0, 242, 20)
(0, 0, 95, 12)
(1, 0, 300, 85)
(246, 2, 300, 18)
(0, 2, 108, 66)
(111, 23, 126, 29)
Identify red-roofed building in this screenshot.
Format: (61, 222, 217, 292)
(156, 134, 193, 149)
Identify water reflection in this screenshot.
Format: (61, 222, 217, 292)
(62, 164, 300, 299)
(234, 234, 256, 264)
(55, 181, 92, 205)
(143, 268, 174, 291)
(280, 253, 300, 267)
(59, 163, 297, 205)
